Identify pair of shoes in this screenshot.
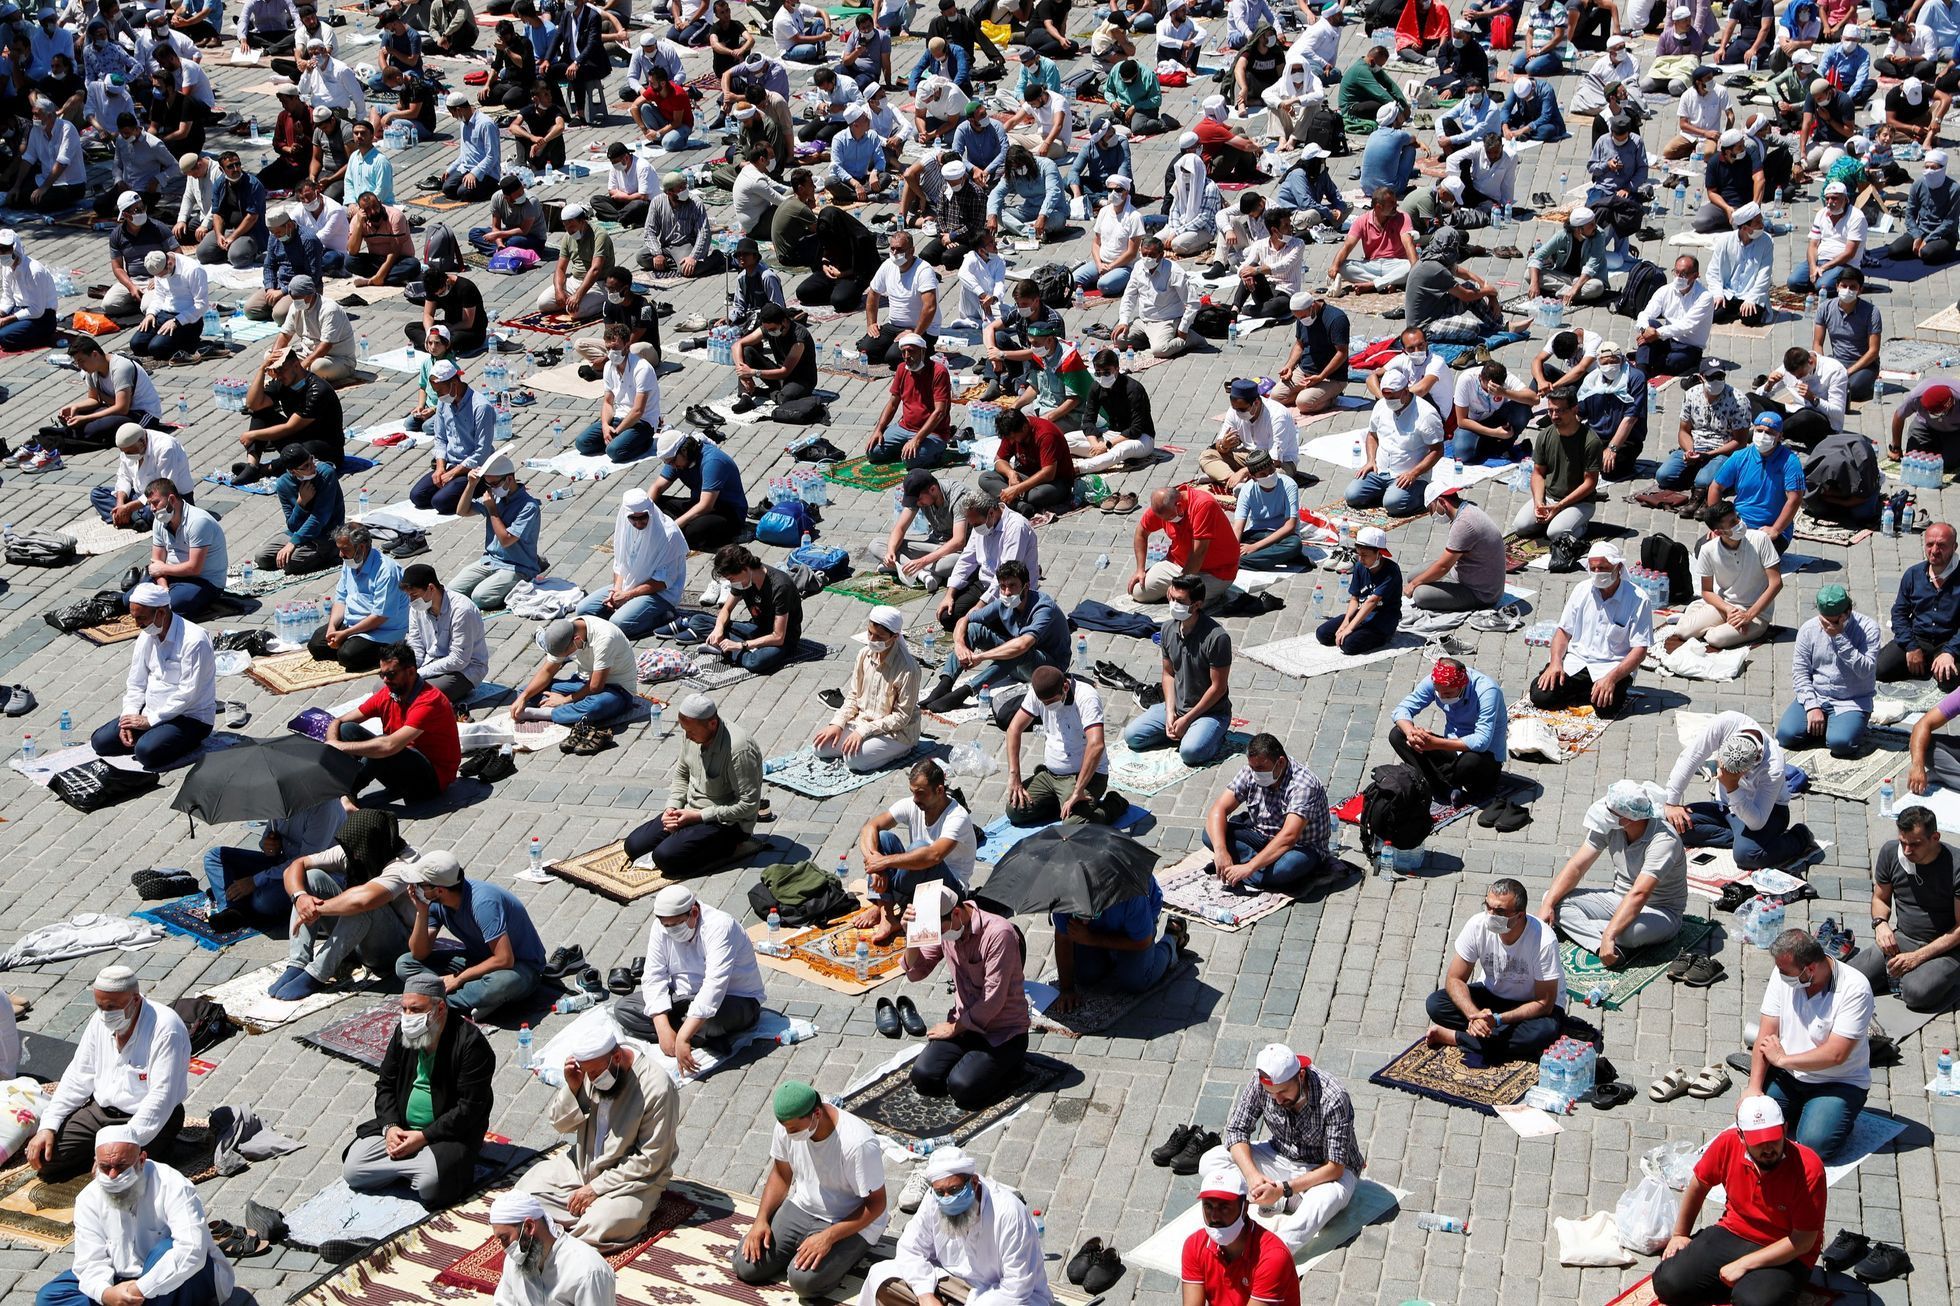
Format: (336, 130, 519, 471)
(606, 965, 637, 994)
(24, 448, 60, 472)
(131, 868, 198, 900)
(560, 723, 616, 755)
(1150, 1124, 1219, 1175)
(1715, 881, 1758, 913)
(655, 620, 703, 644)
(1676, 954, 1724, 987)
(1849, 1237, 1913, 1283)
(1586, 1081, 1637, 1109)
(230, 461, 268, 485)
(1476, 799, 1531, 832)
(543, 944, 586, 978)
(816, 687, 845, 708)
(1066, 1239, 1125, 1292)
(9, 442, 40, 466)
(874, 995, 927, 1037)
(3, 684, 37, 717)
(1164, 914, 1190, 954)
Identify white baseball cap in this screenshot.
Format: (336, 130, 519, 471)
(1255, 1042, 1302, 1084)
(1737, 1094, 1785, 1144)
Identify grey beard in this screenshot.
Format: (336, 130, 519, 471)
(102, 1173, 147, 1212)
(401, 1018, 443, 1052)
(941, 1196, 981, 1236)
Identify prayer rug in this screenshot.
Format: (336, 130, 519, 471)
(1603, 1275, 1835, 1306)
(55, 513, 149, 556)
(1917, 303, 1960, 337)
(1104, 733, 1251, 798)
(1128, 1179, 1409, 1280)
(360, 345, 425, 376)
(1875, 993, 1941, 1048)
(297, 1003, 400, 1069)
(763, 741, 939, 799)
(1506, 703, 1616, 762)
(821, 456, 911, 493)
(498, 309, 586, 336)
(131, 895, 266, 952)
(523, 359, 608, 401)
(1026, 957, 1198, 1037)
(1684, 846, 1757, 900)
(748, 916, 909, 995)
(1791, 520, 1872, 547)
(408, 193, 475, 211)
(1506, 536, 1548, 571)
(975, 803, 1151, 865)
(838, 1051, 1069, 1149)
(1158, 848, 1293, 932)
(1309, 498, 1423, 532)
(825, 572, 926, 605)
(434, 1189, 698, 1291)
(199, 962, 360, 1033)
(246, 650, 372, 694)
(1559, 915, 1716, 1010)
(1802, 737, 1907, 803)
(0, 1164, 88, 1250)
(1240, 632, 1428, 681)
(547, 837, 769, 903)
(75, 614, 140, 646)
(683, 639, 831, 691)
(1370, 1016, 1601, 1115)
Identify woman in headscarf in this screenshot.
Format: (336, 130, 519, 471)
(1152, 143, 1220, 254)
(1193, 93, 1261, 181)
(573, 488, 690, 638)
(1234, 24, 1285, 113)
(1574, 338, 1649, 482)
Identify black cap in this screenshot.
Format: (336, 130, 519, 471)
(277, 442, 312, 471)
(498, 172, 522, 192)
(901, 468, 938, 508)
(735, 236, 760, 257)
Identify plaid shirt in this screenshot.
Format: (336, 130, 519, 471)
(1228, 759, 1329, 853)
(1224, 1068, 1364, 1171)
(936, 178, 988, 247)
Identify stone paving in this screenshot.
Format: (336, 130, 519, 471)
(0, 11, 1955, 1306)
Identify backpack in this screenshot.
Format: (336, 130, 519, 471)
(48, 760, 162, 813)
(1190, 302, 1234, 338)
(769, 395, 832, 425)
(788, 543, 850, 577)
(1298, 99, 1349, 157)
(756, 497, 815, 546)
(748, 860, 856, 926)
(1360, 763, 1433, 852)
(486, 245, 542, 273)
(7, 530, 76, 567)
(170, 997, 235, 1056)
(1640, 532, 1695, 604)
(1028, 262, 1075, 309)
(421, 221, 464, 274)
(1611, 257, 1665, 318)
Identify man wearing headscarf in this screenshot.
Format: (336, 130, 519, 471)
(516, 1024, 679, 1245)
(732, 1081, 888, 1295)
(1531, 542, 1653, 715)
(857, 1145, 1050, 1305)
(571, 489, 687, 639)
(1541, 781, 1689, 965)
(343, 975, 495, 1207)
(34, 1126, 235, 1306)
(1357, 101, 1415, 195)
(488, 1192, 615, 1305)
(1157, 145, 1221, 256)
(89, 583, 217, 771)
(1664, 711, 1817, 868)
(274, 809, 420, 999)
(1195, 1043, 1362, 1253)
(1890, 149, 1957, 266)
(26, 969, 191, 1183)
(815, 607, 923, 772)
(616, 884, 768, 1075)
(1390, 657, 1507, 804)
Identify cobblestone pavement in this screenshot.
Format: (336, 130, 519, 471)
(0, 13, 1954, 1306)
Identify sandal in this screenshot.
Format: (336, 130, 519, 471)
(1649, 1067, 1694, 1102)
(1588, 1081, 1637, 1110)
(1681, 955, 1726, 988)
(606, 966, 636, 995)
(1684, 1063, 1732, 1099)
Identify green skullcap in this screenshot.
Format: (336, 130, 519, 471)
(1815, 584, 1852, 615)
(773, 1080, 821, 1123)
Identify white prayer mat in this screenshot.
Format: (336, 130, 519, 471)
(1242, 631, 1429, 680)
(527, 447, 660, 479)
(349, 420, 433, 448)
(1302, 430, 1519, 495)
(524, 360, 607, 401)
(55, 513, 150, 556)
(356, 500, 465, 532)
(1128, 1180, 1410, 1280)
(361, 345, 427, 376)
(1653, 638, 1752, 682)
(323, 277, 407, 305)
(454, 717, 572, 754)
(1705, 1112, 1908, 1202)
(199, 962, 361, 1033)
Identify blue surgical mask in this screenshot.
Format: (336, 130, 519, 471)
(934, 1182, 977, 1217)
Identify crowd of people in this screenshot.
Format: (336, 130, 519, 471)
(4, 0, 1960, 1299)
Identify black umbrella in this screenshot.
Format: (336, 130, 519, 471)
(978, 823, 1158, 919)
(171, 734, 364, 827)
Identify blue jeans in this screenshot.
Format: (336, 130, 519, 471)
(1683, 799, 1808, 869)
(632, 101, 693, 151)
(575, 590, 676, 639)
(91, 714, 212, 770)
(1053, 909, 1176, 989)
(574, 418, 656, 463)
(1240, 535, 1306, 569)
(1775, 698, 1868, 758)
(678, 616, 792, 673)
(128, 575, 222, 618)
(783, 40, 824, 61)
(1509, 49, 1562, 74)
(1344, 469, 1428, 517)
(1786, 263, 1848, 295)
(1763, 1068, 1868, 1161)
(0, 309, 57, 350)
(203, 845, 289, 919)
(396, 948, 542, 1016)
(1071, 261, 1132, 295)
(39, 1237, 219, 1306)
(668, 15, 709, 42)
(942, 613, 1062, 695)
(1655, 448, 1730, 491)
(1450, 402, 1532, 462)
(876, 830, 953, 901)
(867, 424, 947, 469)
(89, 484, 153, 529)
(320, 248, 348, 276)
(1123, 703, 1228, 766)
(530, 677, 633, 727)
(1202, 817, 1328, 891)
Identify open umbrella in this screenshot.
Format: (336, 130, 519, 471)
(171, 734, 364, 828)
(978, 823, 1158, 919)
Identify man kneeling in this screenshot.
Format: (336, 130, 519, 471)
(343, 977, 495, 1208)
(733, 1080, 887, 1297)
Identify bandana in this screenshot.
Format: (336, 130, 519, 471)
(1430, 660, 1468, 695)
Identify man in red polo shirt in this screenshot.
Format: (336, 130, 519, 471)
(1180, 1165, 1300, 1306)
(325, 641, 462, 806)
(867, 331, 955, 470)
(1130, 483, 1242, 606)
(982, 407, 1077, 516)
(1654, 1095, 1825, 1306)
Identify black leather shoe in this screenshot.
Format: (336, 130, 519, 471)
(1170, 1127, 1219, 1176)
(1820, 1230, 1870, 1272)
(542, 944, 585, 978)
(1852, 1242, 1913, 1284)
(1082, 1245, 1125, 1293)
(1065, 1237, 1103, 1285)
(874, 997, 902, 1038)
(1151, 1123, 1195, 1167)
(894, 995, 927, 1036)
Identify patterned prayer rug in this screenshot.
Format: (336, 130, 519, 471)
(1158, 849, 1293, 933)
(1028, 957, 1198, 1037)
(131, 895, 265, 951)
(1506, 703, 1616, 761)
(1506, 536, 1549, 571)
(821, 456, 911, 493)
(824, 573, 927, 605)
(1371, 1029, 1573, 1116)
(548, 837, 770, 903)
(246, 650, 372, 694)
(408, 193, 474, 211)
(0, 1164, 89, 1249)
(1103, 733, 1251, 798)
(435, 1189, 699, 1291)
(1558, 915, 1716, 1011)
(1803, 737, 1908, 803)
(75, 614, 141, 646)
(838, 1053, 1069, 1149)
(1604, 1274, 1836, 1306)
(497, 308, 586, 336)
(749, 917, 908, 995)
(683, 639, 831, 691)
(763, 741, 939, 799)
(1791, 519, 1873, 547)
(297, 1003, 400, 1069)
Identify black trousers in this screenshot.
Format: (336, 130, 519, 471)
(856, 322, 934, 367)
(910, 1030, 1029, 1109)
(35, 1101, 186, 1184)
(1876, 637, 1960, 688)
(1889, 232, 1957, 265)
(938, 579, 986, 631)
(1651, 1227, 1811, 1306)
(339, 722, 444, 803)
(1529, 664, 1632, 716)
(794, 269, 867, 314)
(589, 194, 650, 226)
(307, 623, 389, 670)
(1386, 725, 1503, 803)
(623, 816, 747, 870)
(612, 990, 762, 1053)
(653, 493, 746, 550)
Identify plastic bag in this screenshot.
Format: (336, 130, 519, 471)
(944, 742, 1000, 783)
(0, 1077, 46, 1164)
(1556, 1212, 1635, 1267)
(1643, 1140, 1703, 1190)
(1614, 1175, 1673, 1255)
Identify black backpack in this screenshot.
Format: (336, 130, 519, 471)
(1190, 303, 1234, 338)
(1028, 262, 1075, 309)
(421, 221, 465, 274)
(1611, 257, 1666, 319)
(1360, 763, 1433, 852)
(1298, 99, 1349, 156)
(171, 997, 235, 1056)
(1640, 532, 1694, 604)
(769, 395, 831, 425)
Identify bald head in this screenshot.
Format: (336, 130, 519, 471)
(1149, 487, 1180, 517)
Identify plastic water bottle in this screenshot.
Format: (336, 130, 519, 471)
(978, 684, 993, 717)
(1075, 633, 1088, 663)
(248, 116, 260, 142)
(834, 852, 849, 883)
(1096, 553, 1110, 570)
(241, 561, 255, 588)
(1557, 168, 1569, 195)
(776, 1026, 808, 1045)
(516, 1022, 534, 1068)
(1375, 841, 1396, 878)
(1227, 319, 1239, 350)
(1882, 500, 1896, 537)
(922, 630, 938, 662)
(767, 906, 781, 934)
(1415, 1213, 1467, 1234)
(1202, 905, 1239, 925)
(650, 700, 665, 735)
(359, 334, 371, 365)
(555, 990, 599, 1014)
(1880, 778, 1895, 817)
(19, 734, 33, 761)
(1452, 456, 1464, 479)
(854, 940, 870, 982)
(857, 349, 870, 375)
(1033, 1209, 1045, 1240)
(495, 405, 513, 443)
(1803, 291, 1817, 320)
(529, 836, 543, 876)
(359, 487, 371, 516)
(58, 710, 71, 749)
(221, 316, 233, 348)
(1584, 985, 1607, 1008)
(800, 530, 812, 549)
(1941, 1048, 1955, 1094)
(176, 392, 188, 417)
(1351, 438, 1361, 463)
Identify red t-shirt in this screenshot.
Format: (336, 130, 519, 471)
(1181, 1224, 1301, 1306)
(1005, 415, 1077, 489)
(357, 681, 461, 790)
(1353, 209, 1413, 261)
(1141, 484, 1241, 582)
(1693, 1128, 1827, 1265)
(889, 359, 952, 434)
(1192, 116, 1242, 169)
(641, 81, 694, 128)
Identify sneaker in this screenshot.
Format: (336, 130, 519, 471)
(1819, 1230, 1870, 1272)
(11, 442, 40, 465)
(26, 449, 61, 472)
(897, 1165, 932, 1214)
(1168, 1127, 1219, 1176)
(1151, 1124, 1195, 1167)
(1851, 1242, 1914, 1284)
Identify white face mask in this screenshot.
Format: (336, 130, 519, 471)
(1205, 1216, 1246, 1245)
(590, 1068, 617, 1093)
(940, 927, 963, 946)
(1437, 692, 1462, 707)
(1837, 287, 1858, 304)
(1704, 378, 1726, 397)
(1776, 967, 1806, 989)
(1839, 36, 1856, 48)
(607, 349, 626, 365)
(664, 923, 698, 944)
(1095, 372, 1119, 389)
(1255, 475, 1278, 491)
(1590, 569, 1617, 591)
(1673, 275, 1693, 293)
(410, 598, 430, 614)
(1405, 348, 1428, 366)
(1250, 767, 1280, 787)
(398, 1011, 431, 1040)
(491, 484, 511, 503)
(1139, 255, 1161, 273)
(94, 1165, 142, 1196)
(1752, 432, 1777, 455)
(893, 250, 913, 267)
(1598, 362, 1623, 382)
(99, 1003, 135, 1037)
(868, 634, 894, 651)
(1166, 601, 1193, 621)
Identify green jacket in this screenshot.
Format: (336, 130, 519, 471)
(1339, 61, 1409, 132)
(1528, 225, 1610, 284)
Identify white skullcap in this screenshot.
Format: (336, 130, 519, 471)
(656, 431, 687, 462)
(1717, 732, 1765, 773)
(481, 449, 517, 479)
(1375, 101, 1402, 126)
(1843, 21, 1861, 38)
(1107, 172, 1132, 189)
(1929, 150, 1949, 169)
(560, 202, 589, 221)
(1255, 1042, 1301, 1083)
(429, 358, 461, 383)
(639, 29, 656, 44)
(942, 160, 969, 182)
(563, 1022, 618, 1062)
(1177, 130, 1200, 150)
(1794, 47, 1817, 62)
(1823, 180, 1848, 196)
(924, 1146, 980, 1181)
(1439, 176, 1464, 197)
(1717, 128, 1744, 148)
(1586, 541, 1625, 567)
(1602, 780, 1658, 820)
(115, 422, 148, 451)
(1513, 75, 1534, 96)
(652, 884, 698, 917)
(177, 151, 201, 172)
(489, 1191, 554, 1228)
(676, 692, 718, 720)
(1202, 93, 1226, 112)
(1570, 205, 1597, 225)
(1289, 290, 1319, 311)
(1731, 201, 1762, 225)
(94, 965, 139, 992)
(1669, 4, 1689, 15)
(1380, 356, 1417, 391)
(143, 249, 170, 275)
(128, 582, 172, 608)
(895, 331, 928, 349)
(1607, 31, 1627, 45)
(868, 605, 905, 634)
(95, 1125, 139, 1150)
(445, 90, 469, 108)
(842, 103, 868, 123)
(1904, 77, 1925, 104)
(622, 487, 654, 514)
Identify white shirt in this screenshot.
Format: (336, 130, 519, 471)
(1220, 397, 1300, 465)
(1023, 97, 1073, 151)
(952, 248, 1007, 327)
(1446, 142, 1518, 207)
(1366, 396, 1444, 478)
(771, 2, 820, 48)
(1665, 710, 1786, 830)
(175, 57, 217, 110)
(1118, 258, 1196, 332)
(1786, 356, 1850, 431)
(73, 1161, 235, 1305)
(0, 252, 56, 320)
(1691, 528, 1780, 615)
(44, 999, 192, 1144)
(888, 795, 977, 883)
(639, 902, 768, 1020)
(565, 615, 637, 683)
(1452, 914, 1563, 1002)
(1017, 677, 1108, 776)
(491, 1233, 615, 1306)
(730, 165, 788, 238)
(299, 55, 365, 116)
(1571, 51, 1638, 115)
(769, 1108, 889, 1242)
(947, 509, 1039, 600)
(885, 1179, 1052, 1306)
(22, 117, 81, 188)
(297, 194, 350, 254)
(916, 76, 970, 119)
(604, 352, 662, 428)
(1636, 277, 1715, 348)
(121, 612, 218, 727)
(114, 430, 193, 499)
(1293, 15, 1340, 71)
(609, 154, 659, 199)
(1810, 205, 1867, 265)
(869, 256, 940, 331)
(1677, 84, 1730, 133)
(1090, 200, 1143, 264)
(1242, 234, 1305, 293)
(1759, 958, 1873, 1086)
(1557, 574, 1655, 677)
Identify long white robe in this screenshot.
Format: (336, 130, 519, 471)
(491, 1232, 615, 1306)
(856, 1180, 1053, 1306)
